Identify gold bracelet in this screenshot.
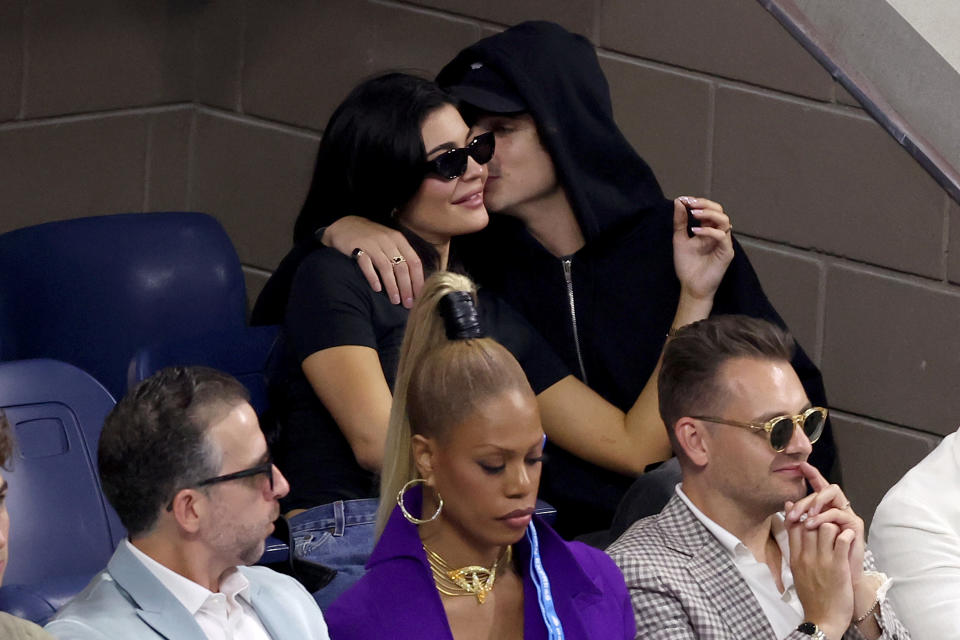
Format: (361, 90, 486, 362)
(854, 595, 881, 625)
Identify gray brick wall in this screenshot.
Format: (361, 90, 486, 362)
(0, 0, 949, 527)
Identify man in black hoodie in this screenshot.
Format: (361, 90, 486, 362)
(291, 21, 837, 538)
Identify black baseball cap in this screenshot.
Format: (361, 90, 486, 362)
(440, 61, 526, 114)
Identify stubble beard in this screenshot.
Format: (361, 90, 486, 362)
(207, 504, 271, 568)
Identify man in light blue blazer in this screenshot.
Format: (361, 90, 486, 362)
(45, 367, 330, 640)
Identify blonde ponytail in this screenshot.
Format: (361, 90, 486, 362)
(375, 271, 532, 536)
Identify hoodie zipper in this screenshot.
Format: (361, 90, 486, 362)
(561, 258, 588, 384)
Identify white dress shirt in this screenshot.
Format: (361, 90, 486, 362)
(870, 429, 959, 640)
(125, 540, 273, 640)
(676, 485, 804, 638)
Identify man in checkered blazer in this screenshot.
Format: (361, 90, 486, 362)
(607, 316, 909, 640)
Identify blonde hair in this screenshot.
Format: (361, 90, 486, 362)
(376, 271, 534, 536)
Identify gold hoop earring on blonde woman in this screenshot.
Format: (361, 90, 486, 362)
(397, 478, 443, 525)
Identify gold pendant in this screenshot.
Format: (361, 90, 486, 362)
(449, 567, 493, 604)
(425, 544, 511, 605)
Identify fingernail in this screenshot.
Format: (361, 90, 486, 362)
(686, 197, 698, 205)
(403, 297, 414, 308)
(391, 294, 400, 304)
(691, 209, 704, 216)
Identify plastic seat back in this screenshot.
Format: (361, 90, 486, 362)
(127, 324, 280, 418)
(0, 212, 248, 400)
(0, 359, 124, 586)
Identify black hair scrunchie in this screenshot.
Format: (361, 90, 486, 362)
(439, 291, 485, 340)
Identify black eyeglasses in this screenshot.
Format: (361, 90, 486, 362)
(196, 456, 275, 490)
(424, 131, 495, 180)
(167, 456, 275, 511)
(691, 407, 828, 453)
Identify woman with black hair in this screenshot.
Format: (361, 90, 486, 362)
(266, 72, 732, 605)
(271, 73, 514, 606)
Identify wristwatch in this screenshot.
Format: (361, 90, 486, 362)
(797, 622, 828, 639)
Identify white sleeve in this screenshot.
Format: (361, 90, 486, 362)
(870, 485, 960, 639)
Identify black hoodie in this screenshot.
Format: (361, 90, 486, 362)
(438, 22, 837, 537)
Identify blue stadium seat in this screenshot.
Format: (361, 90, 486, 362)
(0, 212, 250, 402)
(0, 359, 124, 624)
(127, 324, 280, 418)
(0, 575, 93, 627)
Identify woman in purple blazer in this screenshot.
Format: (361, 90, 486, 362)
(325, 272, 634, 639)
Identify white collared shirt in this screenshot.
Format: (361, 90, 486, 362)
(125, 540, 272, 640)
(675, 485, 804, 638)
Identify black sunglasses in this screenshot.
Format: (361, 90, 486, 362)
(424, 131, 495, 180)
(691, 407, 828, 453)
(167, 455, 275, 511)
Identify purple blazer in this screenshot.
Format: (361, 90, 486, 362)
(325, 489, 634, 639)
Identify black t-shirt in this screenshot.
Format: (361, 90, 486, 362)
(272, 248, 568, 511)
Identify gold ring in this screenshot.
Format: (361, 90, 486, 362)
(391, 255, 406, 266)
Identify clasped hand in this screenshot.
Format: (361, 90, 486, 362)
(785, 462, 873, 640)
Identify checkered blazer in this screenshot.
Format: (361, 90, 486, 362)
(606, 495, 910, 640)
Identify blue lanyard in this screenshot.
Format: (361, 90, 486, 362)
(526, 521, 564, 639)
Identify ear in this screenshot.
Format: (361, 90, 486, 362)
(169, 488, 205, 534)
(674, 417, 710, 468)
(410, 434, 438, 485)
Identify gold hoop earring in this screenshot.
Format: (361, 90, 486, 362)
(397, 478, 443, 525)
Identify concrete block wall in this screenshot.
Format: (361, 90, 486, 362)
(0, 0, 951, 526)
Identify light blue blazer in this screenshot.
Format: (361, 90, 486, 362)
(44, 543, 329, 640)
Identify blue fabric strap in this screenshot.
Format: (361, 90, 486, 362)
(526, 522, 564, 639)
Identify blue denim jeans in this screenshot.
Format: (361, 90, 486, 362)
(288, 498, 379, 611)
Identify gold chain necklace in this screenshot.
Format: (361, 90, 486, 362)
(423, 544, 512, 604)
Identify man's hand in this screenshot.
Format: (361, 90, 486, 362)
(672, 197, 734, 303)
(785, 462, 884, 638)
(788, 516, 855, 640)
(322, 216, 424, 308)
(785, 462, 865, 587)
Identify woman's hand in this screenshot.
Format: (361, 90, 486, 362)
(322, 216, 424, 308)
(672, 197, 734, 303)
